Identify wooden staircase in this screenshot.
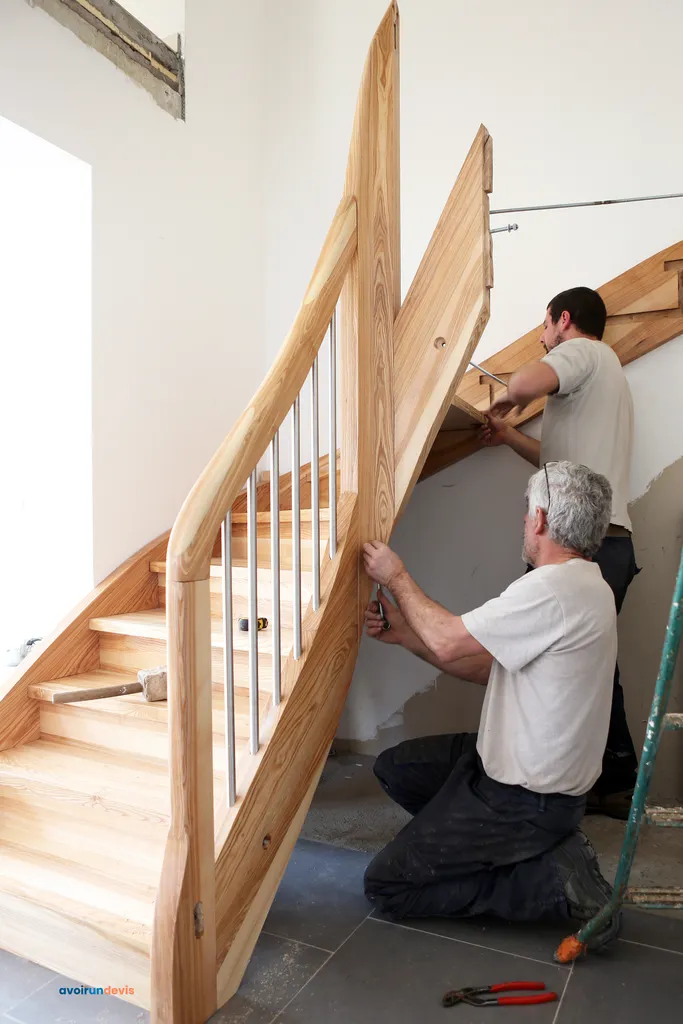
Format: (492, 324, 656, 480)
(0, 6, 679, 1020)
(0, 502, 320, 1009)
(0, 4, 492, 1020)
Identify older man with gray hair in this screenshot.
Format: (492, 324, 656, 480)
(361, 461, 620, 949)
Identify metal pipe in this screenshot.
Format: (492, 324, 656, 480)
(221, 511, 236, 807)
(491, 191, 683, 217)
(292, 397, 302, 659)
(469, 361, 509, 387)
(247, 469, 259, 754)
(311, 358, 321, 611)
(328, 311, 338, 559)
(490, 223, 518, 234)
(270, 434, 281, 706)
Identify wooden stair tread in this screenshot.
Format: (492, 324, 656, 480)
(29, 671, 269, 719)
(89, 609, 293, 654)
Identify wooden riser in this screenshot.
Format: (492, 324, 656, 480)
(0, 791, 166, 889)
(231, 536, 329, 571)
(98, 632, 280, 689)
(32, 677, 268, 763)
(0, 739, 170, 824)
(0, 885, 151, 1008)
(157, 566, 313, 625)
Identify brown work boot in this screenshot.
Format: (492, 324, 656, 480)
(584, 788, 634, 821)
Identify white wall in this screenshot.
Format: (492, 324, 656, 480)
(0, 0, 268, 586)
(258, 0, 683, 744)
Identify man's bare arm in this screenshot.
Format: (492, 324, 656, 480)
(365, 598, 492, 685)
(388, 569, 486, 664)
(488, 362, 560, 419)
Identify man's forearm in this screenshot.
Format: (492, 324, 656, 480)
(388, 570, 477, 663)
(405, 633, 492, 685)
(504, 427, 540, 467)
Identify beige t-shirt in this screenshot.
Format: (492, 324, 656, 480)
(462, 559, 617, 796)
(540, 337, 634, 530)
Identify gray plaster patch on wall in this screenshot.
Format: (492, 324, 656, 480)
(619, 455, 683, 801)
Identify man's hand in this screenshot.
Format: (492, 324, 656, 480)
(488, 389, 528, 419)
(363, 541, 405, 588)
(480, 413, 511, 448)
(364, 594, 410, 646)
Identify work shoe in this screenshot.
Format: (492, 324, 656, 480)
(552, 830, 621, 951)
(584, 787, 634, 821)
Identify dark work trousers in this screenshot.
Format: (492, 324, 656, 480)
(364, 733, 585, 922)
(591, 537, 640, 794)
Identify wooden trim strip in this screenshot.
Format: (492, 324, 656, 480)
(168, 198, 357, 584)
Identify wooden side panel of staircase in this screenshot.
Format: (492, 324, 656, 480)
(340, 0, 400, 563)
(0, 532, 167, 751)
(393, 125, 493, 517)
(213, 495, 359, 1005)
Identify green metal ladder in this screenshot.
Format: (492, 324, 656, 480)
(556, 542, 683, 963)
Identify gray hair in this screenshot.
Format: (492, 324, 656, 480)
(526, 461, 612, 557)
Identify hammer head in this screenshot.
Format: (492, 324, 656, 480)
(137, 666, 168, 702)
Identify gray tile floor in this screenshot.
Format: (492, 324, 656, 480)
(1, 754, 682, 1022)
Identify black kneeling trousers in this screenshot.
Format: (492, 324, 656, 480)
(364, 733, 585, 922)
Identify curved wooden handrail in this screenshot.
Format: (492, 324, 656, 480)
(168, 196, 357, 584)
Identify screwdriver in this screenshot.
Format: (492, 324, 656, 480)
(376, 586, 391, 631)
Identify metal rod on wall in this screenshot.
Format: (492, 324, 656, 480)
(491, 191, 683, 217)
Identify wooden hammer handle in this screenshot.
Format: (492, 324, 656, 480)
(52, 681, 143, 704)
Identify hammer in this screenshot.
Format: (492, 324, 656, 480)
(52, 667, 168, 704)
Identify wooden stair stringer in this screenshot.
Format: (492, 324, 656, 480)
(213, 493, 359, 1006)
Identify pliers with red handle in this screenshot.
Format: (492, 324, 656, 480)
(442, 982, 558, 1008)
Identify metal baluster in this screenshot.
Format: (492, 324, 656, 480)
(270, 434, 281, 705)
(311, 357, 320, 610)
(292, 397, 302, 658)
(247, 469, 259, 753)
(221, 511, 236, 806)
(328, 311, 337, 559)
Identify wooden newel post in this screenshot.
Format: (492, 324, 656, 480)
(151, 577, 217, 1024)
(340, 1, 401, 617)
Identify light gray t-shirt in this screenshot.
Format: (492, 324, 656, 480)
(540, 337, 634, 530)
(462, 560, 617, 796)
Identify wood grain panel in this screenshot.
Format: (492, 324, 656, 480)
(151, 580, 217, 1024)
(393, 125, 492, 517)
(213, 495, 358, 1002)
(340, 1, 399, 565)
(0, 532, 167, 751)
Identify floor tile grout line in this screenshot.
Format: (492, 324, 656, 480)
(619, 937, 683, 957)
(551, 963, 574, 1024)
(260, 930, 335, 955)
(268, 910, 375, 1024)
(4, 974, 59, 1017)
(368, 916, 572, 971)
